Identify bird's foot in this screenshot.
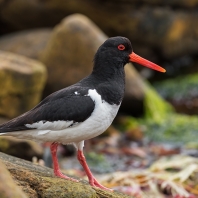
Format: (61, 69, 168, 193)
(90, 177, 113, 191)
(54, 170, 79, 182)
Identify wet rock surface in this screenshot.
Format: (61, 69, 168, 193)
(0, 152, 133, 198)
(0, 50, 47, 118)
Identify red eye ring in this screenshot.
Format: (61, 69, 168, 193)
(118, 44, 125, 51)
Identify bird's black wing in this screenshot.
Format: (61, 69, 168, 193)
(0, 86, 95, 133)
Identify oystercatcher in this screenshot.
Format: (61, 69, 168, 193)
(0, 37, 165, 190)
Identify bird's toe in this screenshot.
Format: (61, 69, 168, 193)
(55, 171, 79, 182)
(90, 177, 113, 191)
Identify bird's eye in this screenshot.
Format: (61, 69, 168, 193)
(118, 44, 125, 51)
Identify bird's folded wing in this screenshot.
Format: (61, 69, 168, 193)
(0, 88, 95, 133)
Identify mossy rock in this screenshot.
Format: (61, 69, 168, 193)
(144, 83, 174, 121)
(0, 51, 47, 118)
(0, 152, 133, 198)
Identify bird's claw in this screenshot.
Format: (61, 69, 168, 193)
(55, 171, 79, 182)
(90, 177, 113, 191)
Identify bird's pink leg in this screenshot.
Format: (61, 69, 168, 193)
(77, 150, 112, 191)
(50, 142, 78, 182)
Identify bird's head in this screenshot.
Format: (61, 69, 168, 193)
(93, 36, 165, 73)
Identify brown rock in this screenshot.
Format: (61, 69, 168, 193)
(0, 51, 47, 118)
(0, 159, 27, 198)
(0, 29, 52, 59)
(0, 136, 43, 161)
(0, 152, 132, 198)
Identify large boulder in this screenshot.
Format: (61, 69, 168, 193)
(40, 14, 145, 115)
(0, 29, 52, 59)
(0, 152, 132, 198)
(0, 51, 47, 118)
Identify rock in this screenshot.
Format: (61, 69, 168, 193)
(0, 152, 132, 198)
(0, 136, 43, 161)
(0, 159, 27, 198)
(154, 73, 198, 115)
(0, 50, 47, 118)
(0, 29, 52, 59)
(40, 14, 148, 115)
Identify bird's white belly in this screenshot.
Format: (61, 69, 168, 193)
(8, 89, 121, 144)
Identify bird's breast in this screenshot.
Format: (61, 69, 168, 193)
(44, 89, 120, 143)
(75, 89, 120, 140)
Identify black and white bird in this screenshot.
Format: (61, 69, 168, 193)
(0, 37, 165, 190)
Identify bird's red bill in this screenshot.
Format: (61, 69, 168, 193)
(129, 52, 166, 73)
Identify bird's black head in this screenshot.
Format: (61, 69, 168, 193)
(93, 37, 132, 69)
(93, 36, 165, 74)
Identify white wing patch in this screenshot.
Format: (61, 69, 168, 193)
(87, 89, 102, 103)
(25, 120, 74, 130)
(38, 130, 51, 135)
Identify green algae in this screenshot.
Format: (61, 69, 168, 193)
(140, 114, 198, 144)
(144, 83, 174, 122)
(153, 73, 198, 101)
